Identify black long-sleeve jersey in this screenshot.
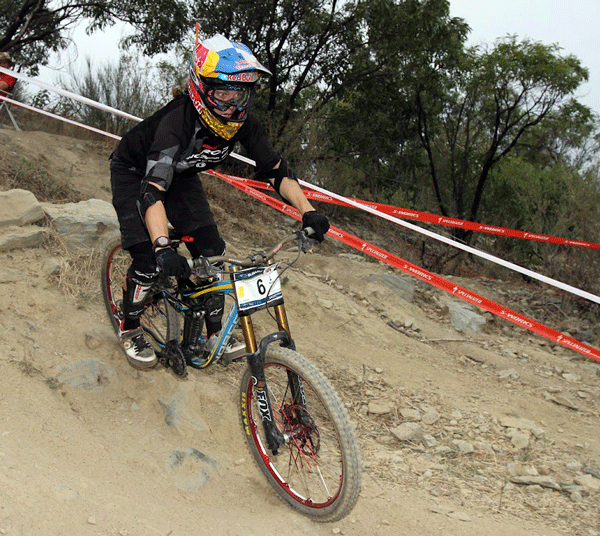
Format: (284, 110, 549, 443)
(112, 94, 281, 191)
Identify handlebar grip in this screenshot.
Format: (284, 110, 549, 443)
(303, 226, 315, 237)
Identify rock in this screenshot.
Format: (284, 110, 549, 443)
(367, 273, 415, 302)
(507, 463, 538, 477)
(400, 407, 421, 421)
(421, 409, 440, 425)
(562, 372, 580, 382)
(566, 461, 584, 472)
(0, 189, 45, 228)
(441, 298, 487, 333)
(510, 432, 531, 449)
(454, 440, 474, 454)
(318, 298, 334, 309)
(42, 257, 62, 276)
(368, 401, 395, 415)
(54, 359, 117, 391)
(404, 317, 417, 329)
(498, 368, 520, 380)
(509, 475, 561, 491)
(473, 441, 495, 455)
(574, 474, 600, 491)
(165, 447, 218, 491)
(548, 394, 579, 411)
(498, 417, 545, 438)
(42, 198, 119, 252)
(0, 225, 50, 251)
(570, 490, 584, 503)
(422, 434, 438, 448)
(158, 394, 208, 433)
(583, 466, 600, 479)
(390, 422, 423, 442)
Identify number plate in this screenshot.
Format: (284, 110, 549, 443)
(233, 264, 283, 313)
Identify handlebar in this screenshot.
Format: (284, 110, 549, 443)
(187, 228, 316, 276)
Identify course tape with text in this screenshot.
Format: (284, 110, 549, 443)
(208, 170, 600, 364)
(4, 66, 598, 359)
(222, 175, 600, 250)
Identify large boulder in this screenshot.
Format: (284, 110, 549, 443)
(0, 189, 45, 228)
(0, 225, 50, 251)
(42, 199, 119, 252)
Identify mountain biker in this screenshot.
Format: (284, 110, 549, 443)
(110, 33, 330, 369)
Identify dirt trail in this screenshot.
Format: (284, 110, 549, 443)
(0, 128, 599, 536)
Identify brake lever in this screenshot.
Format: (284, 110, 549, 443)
(191, 256, 218, 279)
(297, 227, 317, 253)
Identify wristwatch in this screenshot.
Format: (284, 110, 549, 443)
(152, 236, 171, 251)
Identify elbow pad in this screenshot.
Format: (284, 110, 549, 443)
(137, 182, 167, 217)
(256, 158, 297, 197)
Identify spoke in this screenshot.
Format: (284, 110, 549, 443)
(264, 369, 341, 504)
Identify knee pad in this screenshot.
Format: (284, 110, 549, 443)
(184, 226, 226, 259)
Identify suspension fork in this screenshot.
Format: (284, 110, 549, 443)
(272, 302, 307, 408)
(246, 330, 290, 453)
(244, 313, 306, 452)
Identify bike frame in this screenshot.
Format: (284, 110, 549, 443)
(103, 230, 361, 521)
(151, 263, 298, 452)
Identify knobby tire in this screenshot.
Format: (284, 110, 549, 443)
(239, 346, 361, 522)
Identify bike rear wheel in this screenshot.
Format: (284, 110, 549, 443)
(100, 235, 180, 351)
(239, 346, 361, 522)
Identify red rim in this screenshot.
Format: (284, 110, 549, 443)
(245, 363, 344, 510)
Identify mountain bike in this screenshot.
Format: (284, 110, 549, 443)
(100, 229, 361, 522)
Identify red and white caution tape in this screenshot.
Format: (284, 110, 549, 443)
(0, 94, 121, 140)
(5, 67, 600, 335)
(209, 169, 600, 363)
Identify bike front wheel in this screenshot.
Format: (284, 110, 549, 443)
(239, 346, 361, 522)
(100, 235, 180, 352)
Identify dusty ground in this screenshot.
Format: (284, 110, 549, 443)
(0, 127, 599, 536)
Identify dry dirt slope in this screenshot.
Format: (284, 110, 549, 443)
(1, 128, 600, 536)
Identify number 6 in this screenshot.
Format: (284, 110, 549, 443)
(257, 279, 266, 294)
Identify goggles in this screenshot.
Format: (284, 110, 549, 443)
(206, 83, 252, 112)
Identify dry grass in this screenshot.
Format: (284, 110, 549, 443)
(1, 156, 82, 203)
(46, 234, 105, 308)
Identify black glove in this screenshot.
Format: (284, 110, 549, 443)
(301, 211, 330, 242)
(155, 247, 191, 279)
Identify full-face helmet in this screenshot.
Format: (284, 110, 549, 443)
(188, 34, 271, 139)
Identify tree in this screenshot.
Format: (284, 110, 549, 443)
(188, 0, 376, 139)
(314, 0, 469, 205)
(416, 36, 589, 239)
(54, 54, 168, 135)
(515, 99, 600, 171)
(0, 0, 188, 74)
